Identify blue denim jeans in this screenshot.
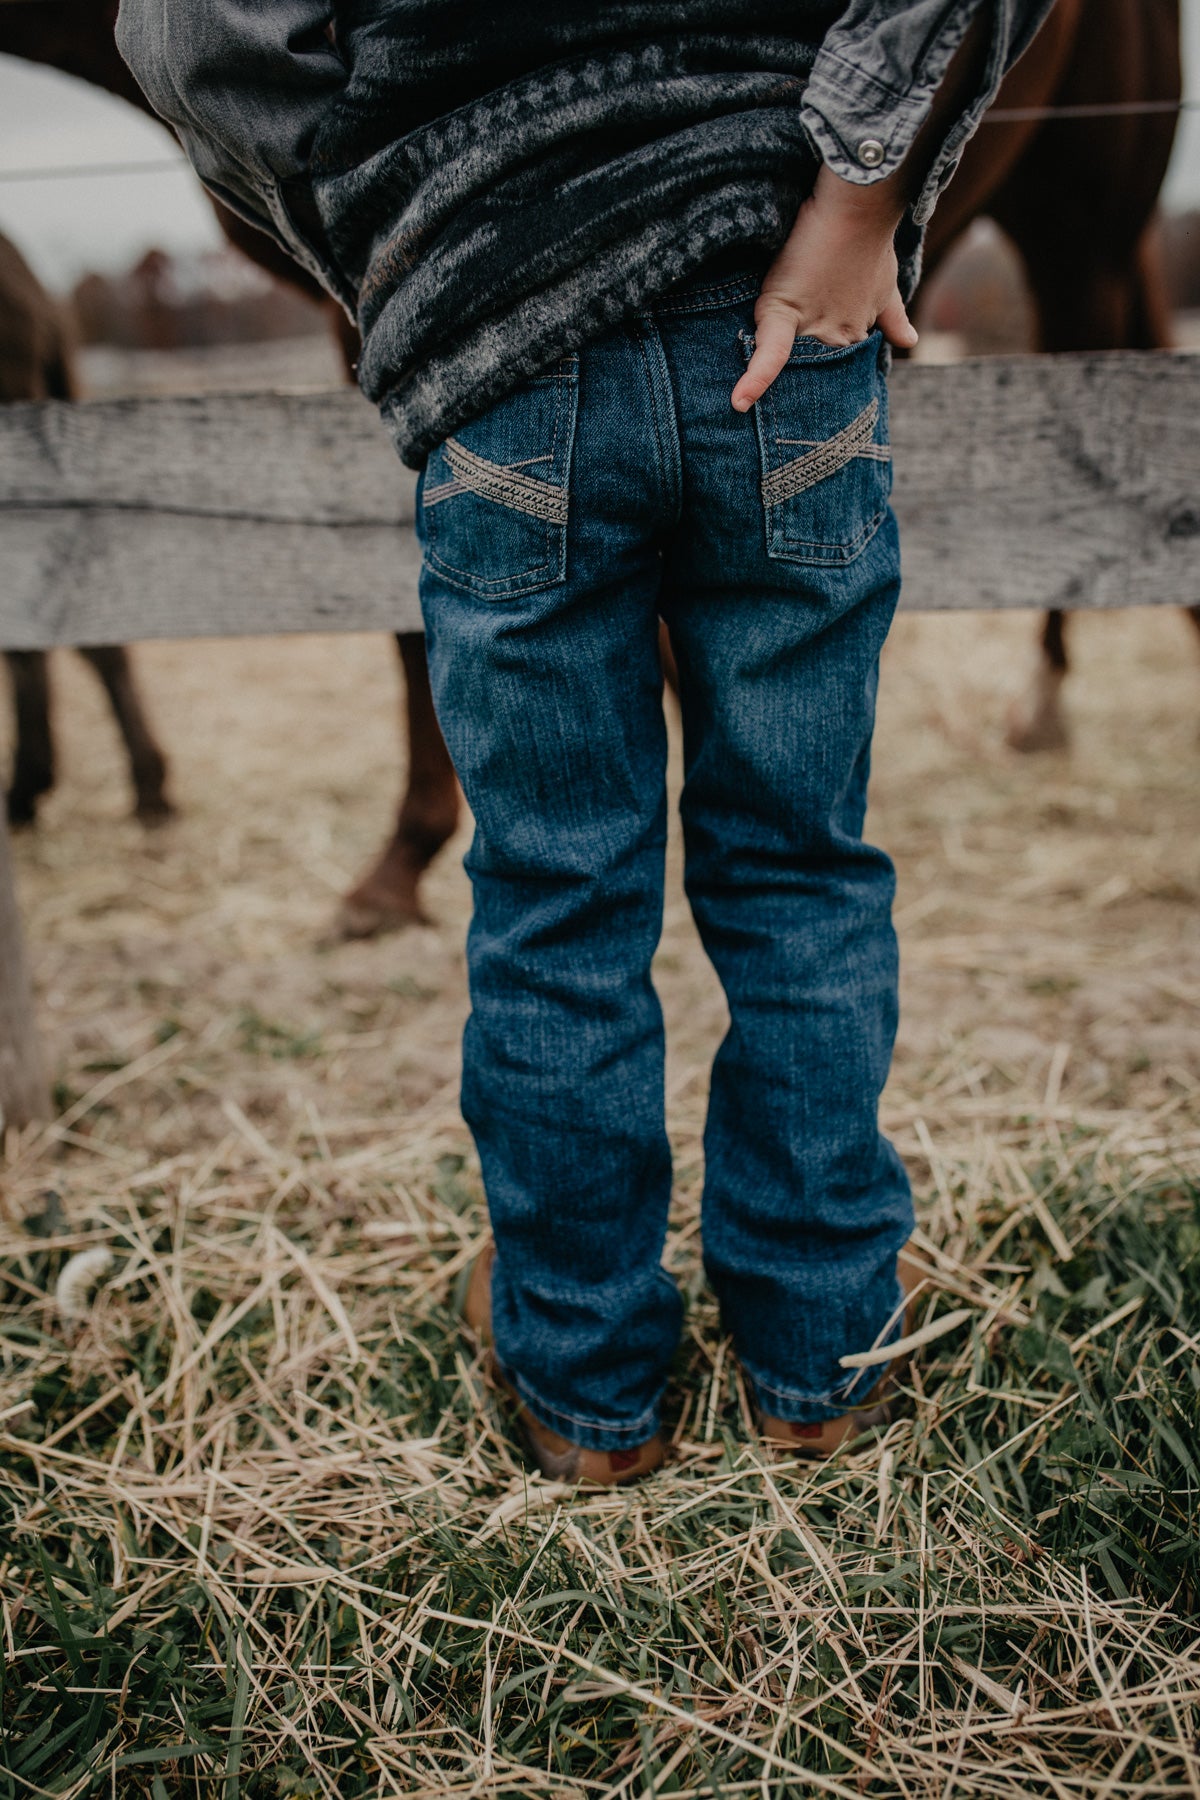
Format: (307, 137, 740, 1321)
(415, 267, 913, 1451)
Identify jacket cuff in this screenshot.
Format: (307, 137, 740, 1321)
(799, 0, 1052, 226)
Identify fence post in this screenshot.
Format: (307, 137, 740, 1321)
(0, 809, 49, 1128)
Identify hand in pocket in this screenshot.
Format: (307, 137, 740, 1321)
(732, 166, 918, 413)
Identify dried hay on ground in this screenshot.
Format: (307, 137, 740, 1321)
(2, 604, 1198, 1795)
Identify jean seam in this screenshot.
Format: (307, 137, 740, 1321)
(647, 275, 763, 317)
(747, 1368, 875, 1411)
(632, 316, 682, 526)
(425, 536, 557, 591)
(439, 436, 570, 523)
(761, 397, 884, 507)
(744, 1366, 897, 1421)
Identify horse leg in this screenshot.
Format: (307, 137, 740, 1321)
(1000, 247, 1135, 752)
(658, 619, 680, 697)
(320, 302, 466, 936)
(1007, 610, 1071, 753)
(1188, 605, 1200, 717)
(78, 645, 174, 823)
(990, 0, 1179, 752)
(1001, 233, 1174, 751)
(336, 632, 461, 937)
(5, 651, 55, 826)
(1001, 254, 1137, 753)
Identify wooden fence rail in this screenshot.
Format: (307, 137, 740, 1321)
(1, 350, 1198, 648)
(1, 349, 1197, 1125)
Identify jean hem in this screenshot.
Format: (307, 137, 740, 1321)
(500, 1361, 662, 1452)
(743, 1372, 891, 1425)
(741, 1287, 906, 1421)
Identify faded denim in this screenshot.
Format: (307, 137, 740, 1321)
(416, 268, 913, 1450)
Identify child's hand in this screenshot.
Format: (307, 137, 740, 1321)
(731, 164, 919, 412)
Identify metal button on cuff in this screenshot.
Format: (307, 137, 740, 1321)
(857, 138, 886, 168)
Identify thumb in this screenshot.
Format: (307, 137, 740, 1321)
(730, 309, 797, 412)
(878, 291, 918, 351)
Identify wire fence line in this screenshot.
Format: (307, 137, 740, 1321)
(0, 98, 1197, 184)
(0, 156, 186, 183)
(984, 97, 1199, 121)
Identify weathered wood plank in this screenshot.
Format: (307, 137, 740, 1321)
(2, 511, 420, 641)
(0, 809, 49, 1129)
(1, 351, 1196, 647)
(893, 350, 1199, 618)
(0, 387, 423, 642)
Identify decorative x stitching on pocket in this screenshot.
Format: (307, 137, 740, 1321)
(435, 435, 570, 524)
(761, 397, 889, 509)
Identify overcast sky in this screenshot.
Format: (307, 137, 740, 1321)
(1, 8, 1198, 292)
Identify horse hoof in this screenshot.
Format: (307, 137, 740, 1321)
(332, 879, 429, 941)
(6, 791, 39, 828)
(1004, 702, 1070, 754)
(332, 826, 451, 940)
(331, 896, 429, 940)
(135, 795, 177, 827)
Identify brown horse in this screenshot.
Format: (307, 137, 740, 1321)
(0, 229, 172, 826)
(917, 0, 1198, 750)
(0, 0, 455, 929)
(1, 0, 1190, 908)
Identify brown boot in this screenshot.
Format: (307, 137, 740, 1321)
(756, 1247, 928, 1460)
(456, 1242, 665, 1487)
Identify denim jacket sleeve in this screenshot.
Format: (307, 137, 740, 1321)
(114, 0, 354, 311)
(800, 0, 1058, 224)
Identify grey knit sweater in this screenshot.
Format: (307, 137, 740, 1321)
(115, 0, 1053, 468)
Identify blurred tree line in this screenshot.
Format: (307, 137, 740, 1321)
(64, 210, 1200, 356)
(70, 245, 324, 350)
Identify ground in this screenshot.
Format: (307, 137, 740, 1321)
(0, 338, 1198, 1796)
(11, 602, 1199, 1158)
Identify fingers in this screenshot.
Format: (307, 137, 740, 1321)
(730, 310, 797, 412)
(729, 288, 918, 413)
(878, 292, 919, 351)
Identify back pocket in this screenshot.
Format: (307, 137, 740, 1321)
(744, 329, 891, 567)
(419, 355, 578, 600)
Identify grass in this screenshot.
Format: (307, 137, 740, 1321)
(2, 1110, 1198, 1798)
(2, 596, 1198, 1793)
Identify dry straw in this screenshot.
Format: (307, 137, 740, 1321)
(1, 604, 1198, 1795)
(2, 1099, 1198, 1798)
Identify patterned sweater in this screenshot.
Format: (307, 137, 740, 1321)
(115, 0, 1053, 467)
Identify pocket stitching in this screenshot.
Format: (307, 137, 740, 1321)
(785, 332, 879, 364)
(760, 396, 886, 507)
(439, 434, 569, 524)
(424, 364, 576, 595)
(749, 336, 891, 568)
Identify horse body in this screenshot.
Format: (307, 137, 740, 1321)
(0, 230, 172, 825)
(0, 0, 455, 922)
(920, 0, 1198, 750)
(0, 0, 1190, 904)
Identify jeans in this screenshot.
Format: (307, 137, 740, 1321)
(415, 266, 913, 1451)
